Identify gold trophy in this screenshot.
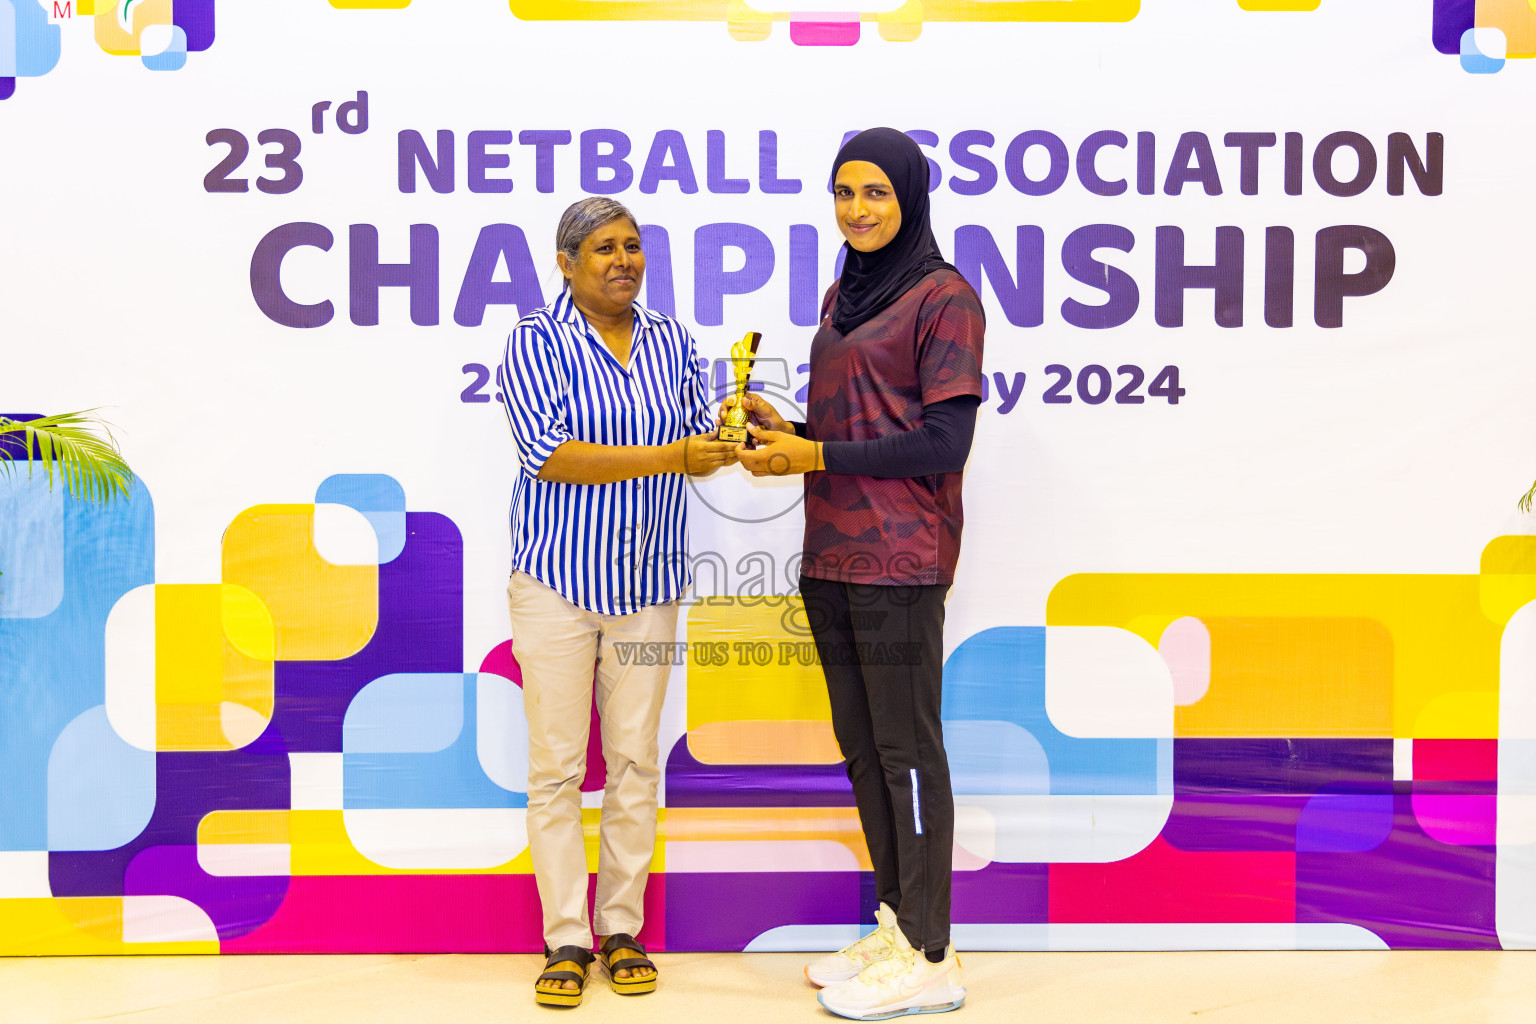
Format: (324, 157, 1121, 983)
(716, 331, 763, 444)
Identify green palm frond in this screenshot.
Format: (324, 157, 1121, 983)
(0, 411, 135, 503)
(1522, 480, 1536, 515)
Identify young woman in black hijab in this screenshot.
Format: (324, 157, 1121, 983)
(733, 127, 986, 1021)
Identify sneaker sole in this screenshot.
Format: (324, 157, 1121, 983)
(816, 988, 967, 1021)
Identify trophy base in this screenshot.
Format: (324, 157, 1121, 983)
(718, 424, 748, 443)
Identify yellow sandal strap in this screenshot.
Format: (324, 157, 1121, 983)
(540, 944, 594, 986)
(604, 948, 655, 973)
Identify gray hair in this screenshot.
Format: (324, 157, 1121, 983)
(555, 197, 640, 278)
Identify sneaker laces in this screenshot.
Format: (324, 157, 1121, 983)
(838, 904, 897, 961)
(858, 940, 921, 985)
(842, 923, 895, 961)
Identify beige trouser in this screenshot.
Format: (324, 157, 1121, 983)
(507, 572, 678, 950)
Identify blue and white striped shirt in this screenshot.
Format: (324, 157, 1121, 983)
(501, 289, 713, 616)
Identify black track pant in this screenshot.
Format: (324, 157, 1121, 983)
(800, 575, 954, 954)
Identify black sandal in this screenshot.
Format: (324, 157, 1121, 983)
(599, 933, 657, 995)
(535, 944, 595, 1007)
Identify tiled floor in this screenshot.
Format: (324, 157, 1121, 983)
(6, 950, 1536, 1024)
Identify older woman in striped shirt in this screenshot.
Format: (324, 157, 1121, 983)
(501, 197, 737, 1007)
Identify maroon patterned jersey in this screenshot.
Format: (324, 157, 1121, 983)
(801, 269, 986, 586)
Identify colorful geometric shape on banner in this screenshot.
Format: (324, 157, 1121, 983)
(1044, 624, 1173, 740)
(1049, 836, 1295, 923)
(0, 852, 49, 899)
(475, 668, 531, 795)
(1433, 0, 1476, 53)
(945, 721, 1048, 796)
(344, 673, 463, 754)
(47, 706, 155, 851)
(1047, 566, 1515, 739)
(0, 896, 219, 954)
(1479, 534, 1536, 623)
(505, 0, 1138, 47)
(480, 638, 603, 792)
(943, 627, 1171, 864)
(0, 473, 64, 619)
(1411, 789, 1496, 847)
(6, 451, 1534, 951)
(1415, 739, 1499, 781)
(944, 627, 1166, 796)
(1297, 786, 1498, 949)
(139, 24, 186, 70)
(1294, 790, 1397, 853)
(123, 844, 288, 940)
(0, 0, 61, 81)
(663, 735, 852, 807)
(1160, 617, 1212, 705)
(1165, 739, 1394, 853)
(665, 807, 868, 871)
(1477, 0, 1536, 57)
(269, 509, 463, 753)
(1172, 617, 1394, 738)
(134, 583, 277, 751)
(669, 870, 865, 951)
(316, 474, 408, 564)
(197, 808, 525, 877)
(1461, 26, 1508, 71)
(218, 873, 665, 954)
(94, 0, 172, 55)
(82, 0, 213, 65)
(1498, 598, 1536, 947)
(686, 598, 839, 765)
(0, 0, 1520, 110)
(0, 0, 1516, 103)
(0, 476, 154, 853)
(343, 673, 525, 810)
(788, 15, 859, 46)
(222, 504, 378, 662)
(175, 0, 215, 50)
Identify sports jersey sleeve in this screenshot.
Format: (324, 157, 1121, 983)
(916, 278, 986, 407)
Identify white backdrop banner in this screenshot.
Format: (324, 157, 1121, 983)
(3, 0, 1535, 952)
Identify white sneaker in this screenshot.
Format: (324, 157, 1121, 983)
(805, 902, 900, 987)
(816, 926, 965, 1021)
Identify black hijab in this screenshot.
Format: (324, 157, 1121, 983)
(830, 128, 957, 336)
